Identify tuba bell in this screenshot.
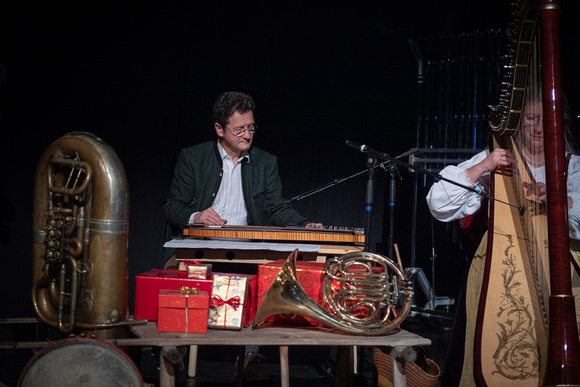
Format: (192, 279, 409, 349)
(32, 132, 130, 338)
(253, 249, 413, 335)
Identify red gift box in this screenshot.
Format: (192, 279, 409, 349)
(257, 260, 326, 327)
(157, 289, 210, 333)
(235, 274, 258, 328)
(134, 269, 213, 321)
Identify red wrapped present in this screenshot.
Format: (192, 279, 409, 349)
(157, 288, 210, 333)
(135, 269, 213, 321)
(257, 260, 326, 327)
(244, 274, 258, 327)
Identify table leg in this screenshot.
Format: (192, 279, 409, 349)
(159, 346, 178, 387)
(236, 346, 245, 387)
(389, 345, 417, 387)
(279, 346, 289, 387)
(334, 346, 354, 387)
(188, 345, 198, 377)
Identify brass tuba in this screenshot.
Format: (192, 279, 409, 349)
(32, 132, 130, 338)
(253, 249, 413, 335)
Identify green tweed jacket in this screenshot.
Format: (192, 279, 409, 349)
(164, 141, 309, 235)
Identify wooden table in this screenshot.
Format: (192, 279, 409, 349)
(128, 322, 431, 387)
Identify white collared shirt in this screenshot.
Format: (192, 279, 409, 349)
(211, 141, 249, 225)
(188, 142, 250, 225)
(187, 141, 250, 225)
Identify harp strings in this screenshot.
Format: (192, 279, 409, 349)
(511, 34, 551, 319)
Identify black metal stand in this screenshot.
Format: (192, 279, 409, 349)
(363, 155, 377, 252)
(387, 164, 399, 259)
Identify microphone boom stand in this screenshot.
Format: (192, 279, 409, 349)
(344, 141, 519, 211)
(291, 146, 419, 255)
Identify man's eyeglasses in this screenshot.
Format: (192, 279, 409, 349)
(226, 124, 257, 136)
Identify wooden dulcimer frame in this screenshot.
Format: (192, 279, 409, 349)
(182, 224, 365, 245)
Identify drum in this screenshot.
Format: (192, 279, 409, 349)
(18, 336, 143, 387)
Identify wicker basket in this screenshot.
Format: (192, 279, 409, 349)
(373, 346, 440, 387)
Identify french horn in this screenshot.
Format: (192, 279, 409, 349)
(253, 249, 413, 335)
(32, 132, 130, 338)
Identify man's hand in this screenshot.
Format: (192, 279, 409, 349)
(193, 208, 227, 226)
(305, 223, 323, 229)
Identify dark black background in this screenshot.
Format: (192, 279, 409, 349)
(1, 1, 579, 318)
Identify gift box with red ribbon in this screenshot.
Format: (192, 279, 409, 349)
(157, 287, 210, 333)
(135, 269, 213, 321)
(208, 274, 248, 330)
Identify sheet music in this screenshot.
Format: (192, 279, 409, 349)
(163, 238, 321, 252)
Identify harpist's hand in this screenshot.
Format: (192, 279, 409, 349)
(523, 181, 547, 202)
(466, 148, 516, 184)
(481, 148, 516, 172)
(193, 208, 227, 226)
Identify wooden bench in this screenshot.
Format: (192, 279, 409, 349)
(129, 322, 431, 387)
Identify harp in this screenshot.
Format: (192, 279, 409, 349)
(474, 0, 580, 386)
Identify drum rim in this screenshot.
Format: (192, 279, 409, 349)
(18, 336, 143, 387)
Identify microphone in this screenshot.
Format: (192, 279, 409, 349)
(345, 140, 367, 152)
(346, 140, 391, 160)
